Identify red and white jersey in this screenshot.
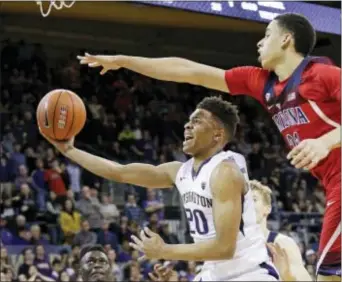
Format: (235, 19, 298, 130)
(225, 59, 341, 192)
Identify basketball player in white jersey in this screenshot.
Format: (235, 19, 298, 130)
(40, 97, 279, 281)
(250, 180, 312, 281)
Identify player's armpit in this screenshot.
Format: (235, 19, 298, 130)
(224, 66, 268, 102)
(65, 148, 181, 189)
(276, 235, 313, 281)
(209, 161, 246, 257)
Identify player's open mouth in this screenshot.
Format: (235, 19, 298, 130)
(183, 136, 194, 145)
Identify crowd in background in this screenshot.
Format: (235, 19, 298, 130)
(0, 40, 325, 281)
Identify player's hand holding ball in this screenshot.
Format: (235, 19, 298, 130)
(287, 138, 329, 170)
(36, 89, 86, 154)
(77, 52, 121, 75)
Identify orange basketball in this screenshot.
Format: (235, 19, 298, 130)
(37, 89, 86, 141)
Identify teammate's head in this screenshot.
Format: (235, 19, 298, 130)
(250, 180, 272, 224)
(183, 96, 239, 156)
(257, 13, 316, 70)
(79, 245, 112, 282)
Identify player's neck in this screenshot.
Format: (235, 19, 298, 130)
(274, 53, 305, 82)
(260, 220, 269, 238)
(193, 147, 222, 172)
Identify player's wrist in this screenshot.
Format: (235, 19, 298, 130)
(319, 134, 337, 151)
(62, 145, 76, 156)
(114, 55, 128, 68)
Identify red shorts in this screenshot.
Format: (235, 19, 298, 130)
(317, 182, 341, 276)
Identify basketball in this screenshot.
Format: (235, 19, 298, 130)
(37, 89, 86, 141)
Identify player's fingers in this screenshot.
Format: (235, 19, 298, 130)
(89, 62, 100, 68)
(290, 146, 310, 165)
(140, 229, 148, 241)
(305, 158, 320, 170)
(100, 68, 108, 75)
(274, 243, 285, 257)
(287, 141, 306, 159)
(154, 264, 162, 272)
(85, 52, 93, 57)
(130, 235, 144, 248)
(129, 242, 144, 253)
(293, 151, 316, 169)
(144, 227, 155, 237)
(266, 243, 276, 257)
(148, 272, 160, 281)
(78, 57, 91, 64)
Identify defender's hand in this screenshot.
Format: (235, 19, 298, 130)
(39, 127, 74, 154)
(130, 227, 166, 261)
(287, 138, 329, 170)
(77, 53, 121, 75)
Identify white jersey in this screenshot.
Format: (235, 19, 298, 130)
(175, 151, 279, 281)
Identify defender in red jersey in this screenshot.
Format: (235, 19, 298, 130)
(78, 13, 340, 281)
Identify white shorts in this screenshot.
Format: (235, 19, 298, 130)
(193, 262, 279, 281)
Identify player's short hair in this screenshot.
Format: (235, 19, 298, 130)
(80, 244, 107, 259)
(275, 13, 316, 57)
(196, 96, 240, 141)
(249, 180, 272, 207)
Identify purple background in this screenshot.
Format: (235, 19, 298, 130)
(135, 1, 341, 35)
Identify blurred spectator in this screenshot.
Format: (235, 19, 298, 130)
(34, 245, 52, 278)
(30, 224, 49, 245)
(97, 220, 119, 253)
(44, 160, 68, 197)
(12, 183, 37, 221)
(108, 249, 122, 281)
(8, 143, 26, 179)
(66, 161, 82, 200)
(305, 249, 317, 266)
(14, 164, 31, 190)
(159, 222, 179, 245)
(31, 158, 47, 211)
(73, 219, 97, 246)
(12, 226, 32, 245)
(0, 217, 13, 244)
(45, 191, 61, 223)
(143, 189, 164, 220)
(59, 199, 81, 244)
(76, 186, 103, 230)
(0, 246, 13, 273)
(100, 194, 120, 224)
(117, 239, 132, 263)
(18, 248, 35, 278)
(124, 194, 144, 225)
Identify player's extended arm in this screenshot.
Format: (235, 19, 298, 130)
(64, 147, 180, 189)
(276, 235, 312, 281)
(78, 54, 228, 93)
(161, 161, 245, 261)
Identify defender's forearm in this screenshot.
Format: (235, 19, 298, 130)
(115, 55, 199, 84)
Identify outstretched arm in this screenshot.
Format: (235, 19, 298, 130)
(78, 54, 228, 93)
(40, 134, 181, 189)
